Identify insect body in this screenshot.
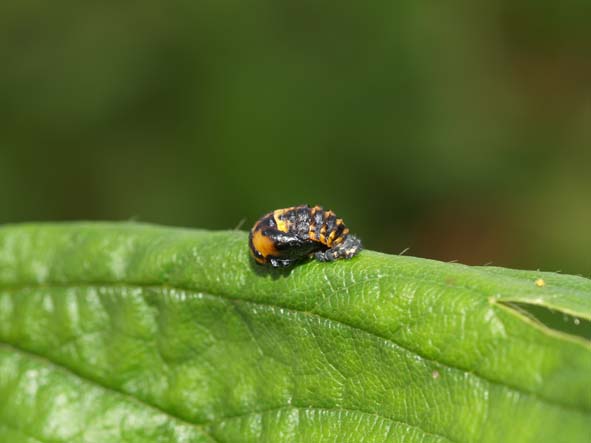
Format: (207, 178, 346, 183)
(249, 205, 362, 268)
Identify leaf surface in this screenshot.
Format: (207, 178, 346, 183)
(0, 223, 589, 442)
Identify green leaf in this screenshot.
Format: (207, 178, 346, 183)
(0, 222, 589, 443)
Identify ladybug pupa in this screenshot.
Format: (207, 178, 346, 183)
(249, 205, 362, 268)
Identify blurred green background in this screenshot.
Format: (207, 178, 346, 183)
(1, 1, 589, 275)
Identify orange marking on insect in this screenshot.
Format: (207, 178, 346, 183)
(319, 224, 328, 244)
(326, 231, 335, 247)
(308, 222, 316, 239)
(273, 209, 289, 233)
(251, 229, 278, 259)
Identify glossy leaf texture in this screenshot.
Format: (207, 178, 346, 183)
(0, 223, 589, 443)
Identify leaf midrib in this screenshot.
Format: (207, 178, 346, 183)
(0, 286, 463, 443)
(1, 282, 588, 418)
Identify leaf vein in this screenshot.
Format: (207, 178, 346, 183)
(0, 341, 453, 443)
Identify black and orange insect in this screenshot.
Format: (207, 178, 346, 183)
(249, 205, 362, 268)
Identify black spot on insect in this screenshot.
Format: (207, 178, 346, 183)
(249, 205, 362, 268)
